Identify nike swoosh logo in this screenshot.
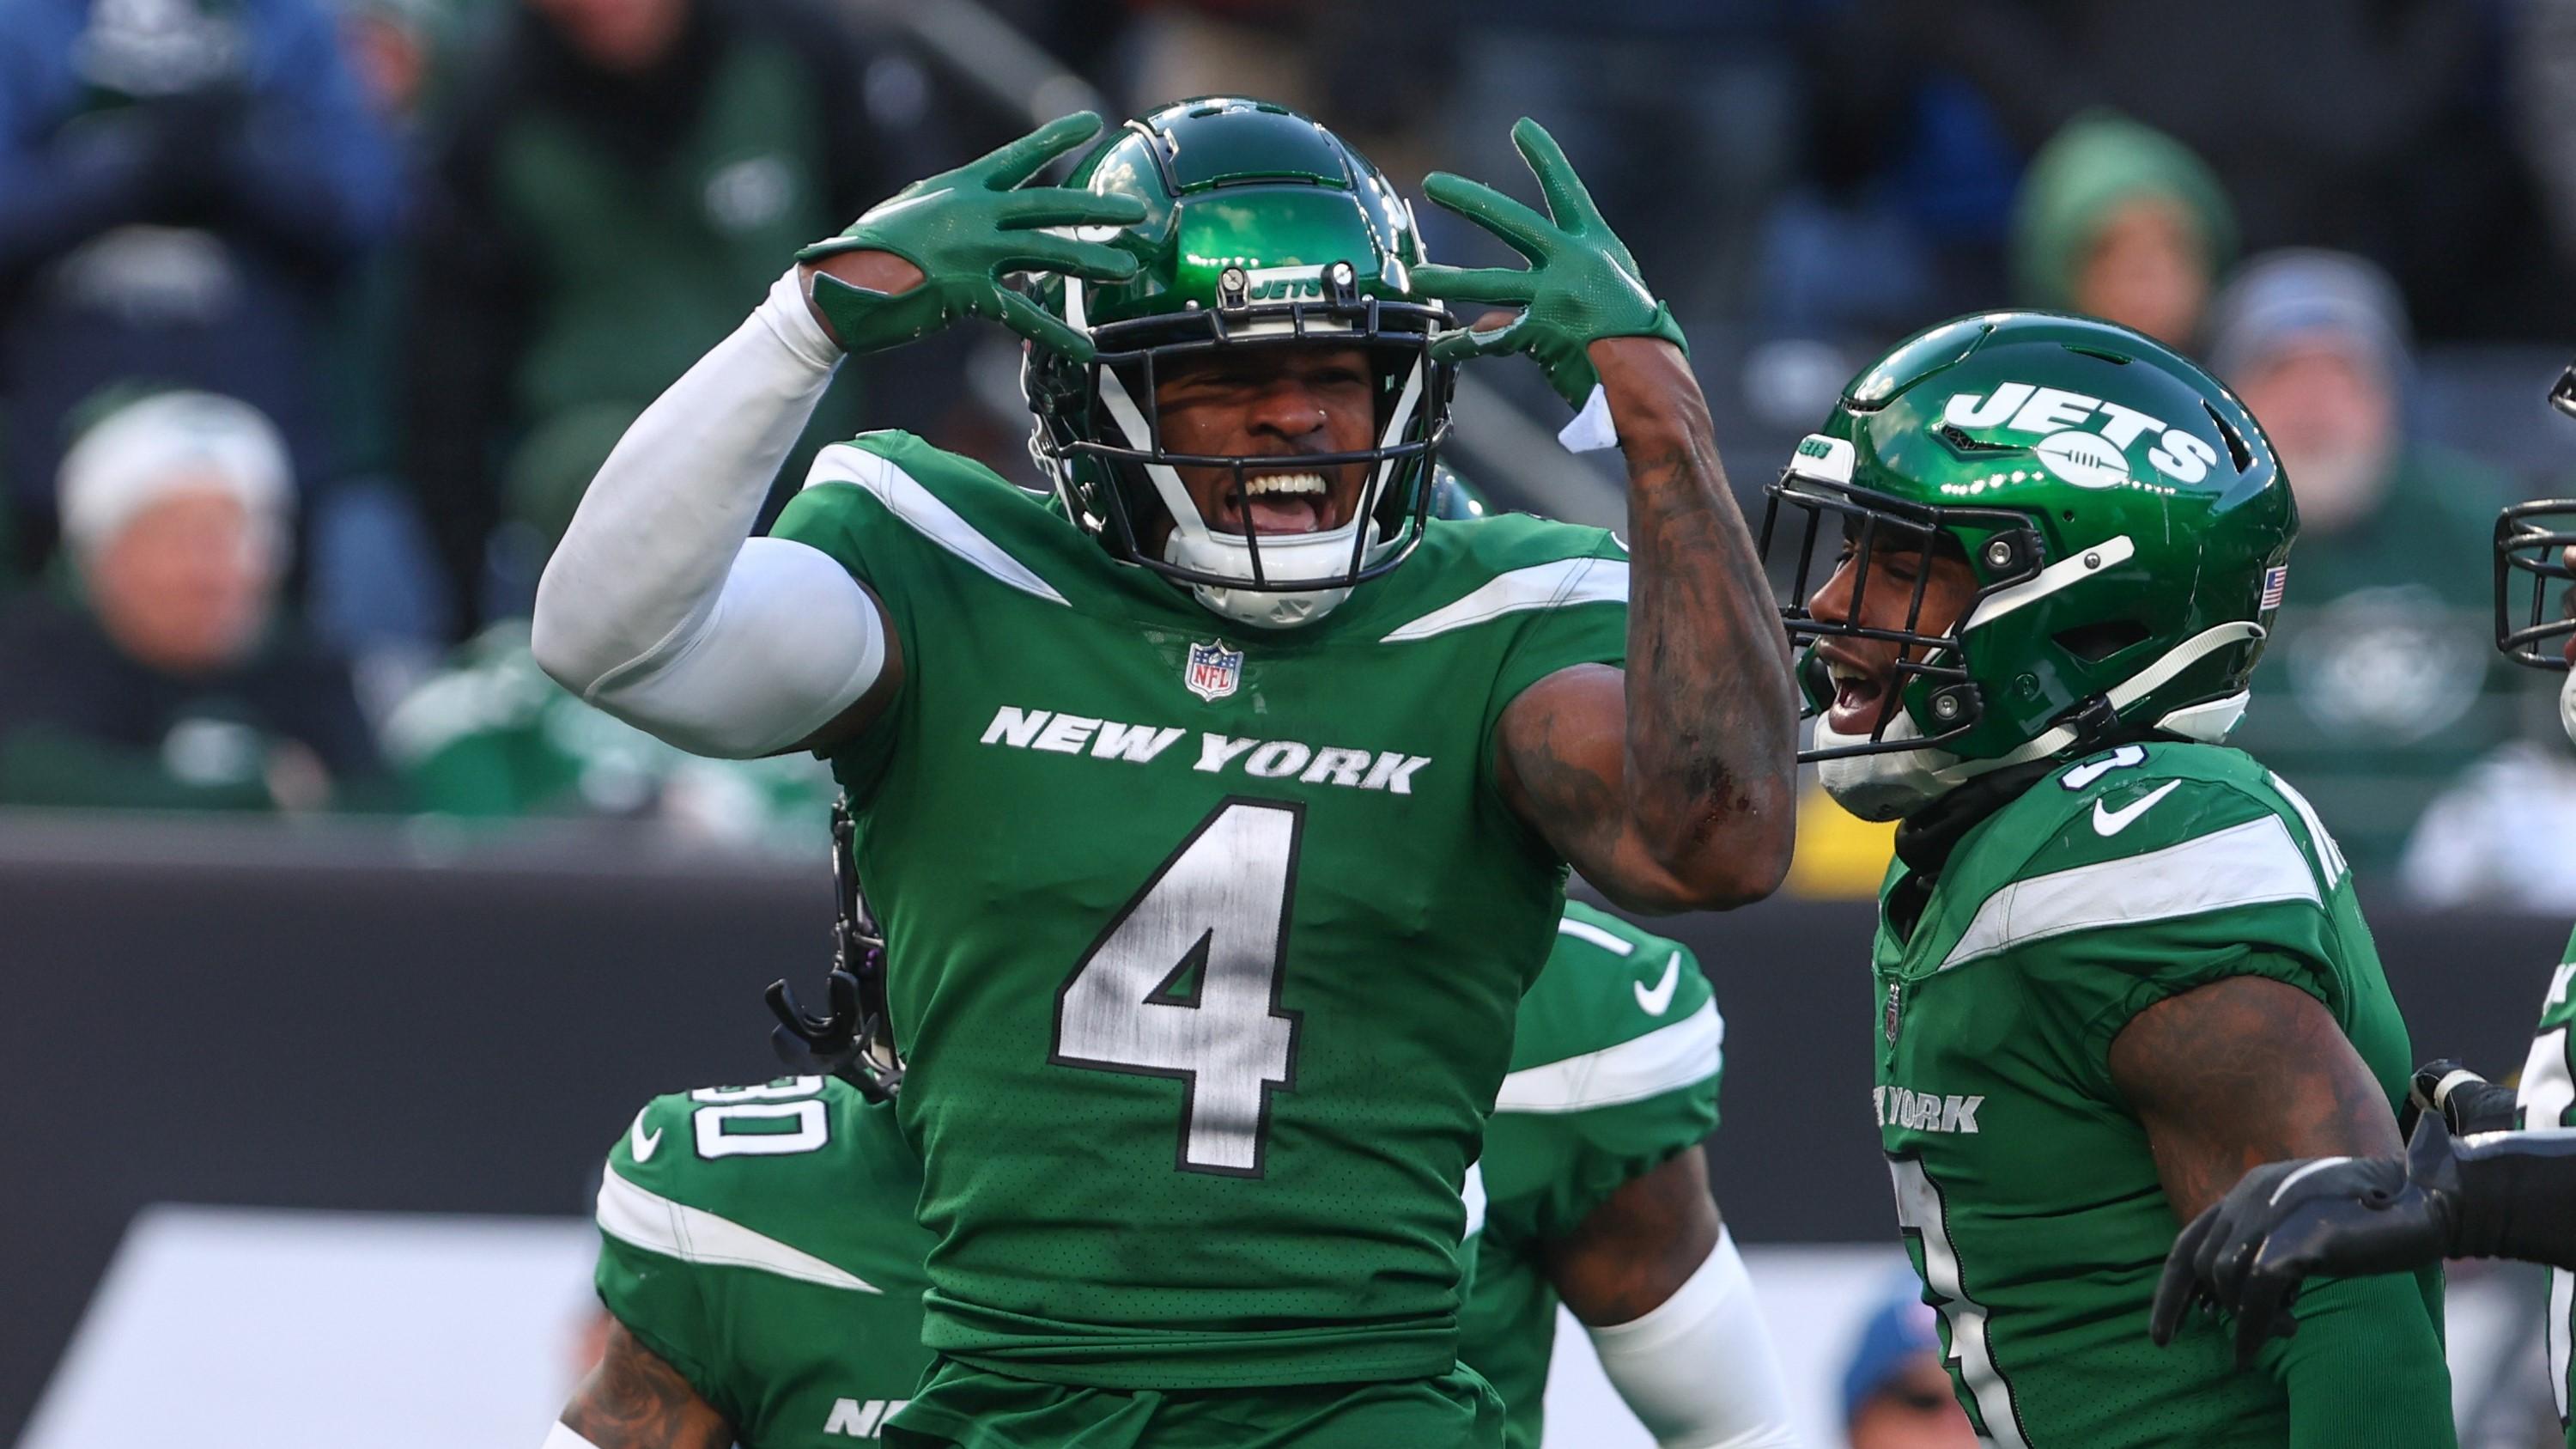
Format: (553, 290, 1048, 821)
(629, 1111, 664, 1164)
(1634, 953, 1681, 1015)
(2093, 780, 2182, 837)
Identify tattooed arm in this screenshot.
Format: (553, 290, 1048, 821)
(1495, 337, 1798, 914)
(2112, 972, 2456, 1446)
(553, 1320, 734, 1449)
(2108, 973, 2401, 1222)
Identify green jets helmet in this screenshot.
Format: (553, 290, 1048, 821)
(1761, 312, 2294, 801)
(1024, 96, 1456, 630)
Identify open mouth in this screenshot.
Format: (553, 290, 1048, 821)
(1820, 648, 1893, 735)
(1210, 471, 1342, 537)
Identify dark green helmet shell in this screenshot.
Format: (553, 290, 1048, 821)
(1765, 311, 2296, 765)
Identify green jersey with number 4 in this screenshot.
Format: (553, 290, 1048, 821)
(1872, 740, 2442, 1447)
(1461, 902, 1723, 1449)
(2513, 929, 2576, 1445)
(766, 431, 1628, 1389)
(587, 905, 1710, 1446)
(594, 1076, 934, 1446)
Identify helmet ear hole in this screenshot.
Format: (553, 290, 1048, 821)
(2053, 618, 2150, 663)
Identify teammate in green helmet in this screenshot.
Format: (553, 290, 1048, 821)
(2147, 359, 2576, 1447)
(528, 97, 1797, 1449)
(544, 906, 1796, 1449)
(1759, 311, 2454, 1447)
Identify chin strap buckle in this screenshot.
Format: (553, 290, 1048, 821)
(2054, 693, 2123, 751)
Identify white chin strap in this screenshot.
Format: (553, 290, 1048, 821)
(1815, 622, 2263, 822)
(1814, 712, 1978, 823)
(1081, 279, 1425, 630)
(2560, 667, 2576, 746)
(1163, 525, 1375, 630)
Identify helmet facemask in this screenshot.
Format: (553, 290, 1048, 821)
(1030, 262, 1455, 630)
(1761, 458, 2050, 755)
(2492, 361, 2576, 743)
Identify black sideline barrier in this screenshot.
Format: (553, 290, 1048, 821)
(0, 813, 2560, 1438)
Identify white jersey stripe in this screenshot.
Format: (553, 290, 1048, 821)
(1939, 815, 2322, 971)
(804, 445, 1068, 606)
(1493, 999, 1723, 1114)
(2518, 1018, 2576, 1423)
(1379, 557, 1627, 642)
(1555, 916, 1637, 955)
(596, 1166, 881, 1294)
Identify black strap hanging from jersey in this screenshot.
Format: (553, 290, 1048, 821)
(766, 796, 904, 1102)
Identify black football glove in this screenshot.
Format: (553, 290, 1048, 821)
(2148, 1114, 2463, 1367)
(2403, 1058, 2519, 1138)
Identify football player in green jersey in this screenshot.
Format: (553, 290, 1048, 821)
(553, 1075, 933, 1449)
(544, 905, 1795, 1449)
(1757, 309, 2454, 1447)
(2148, 362, 2576, 1441)
(1462, 902, 1796, 1449)
(528, 97, 1796, 1448)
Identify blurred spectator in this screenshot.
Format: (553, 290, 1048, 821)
(0, 0, 405, 575)
(2010, 113, 2233, 347)
(380, 617, 834, 851)
(405, 0, 927, 630)
(1841, 1276, 1976, 1449)
(2215, 249, 2516, 879)
(305, 0, 457, 688)
(0, 392, 390, 811)
(380, 421, 830, 851)
(1827, 0, 2556, 342)
(1418, 0, 1801, 333)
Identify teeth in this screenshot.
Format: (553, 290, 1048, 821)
(1245, 472, 1328, 497)
(1827, 661, 1874, 691)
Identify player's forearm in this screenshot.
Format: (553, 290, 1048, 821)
(1592, 336, 1796, 906)
(555, 1322, 736, 1449)
(532, 268, 882, 757)
(2451, 1128, 2576, 1269)
(1586, 1229, 1802, 1449)
(2260, 1270, 2458, 1449)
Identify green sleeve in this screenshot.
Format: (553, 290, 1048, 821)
(2258, 1268, 2455, 1449)
(1517, 1080, 1720, 1247)
(2019, 935, 2337, 1104)
(1484, 585, 1625, 748)
(593, 1228, 747, 1428)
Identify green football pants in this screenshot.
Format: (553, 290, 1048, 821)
(882, 1356, 1506, 1448)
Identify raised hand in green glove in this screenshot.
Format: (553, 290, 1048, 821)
(798, 112, 1144, 361)
(1413, 118, 1688, 409)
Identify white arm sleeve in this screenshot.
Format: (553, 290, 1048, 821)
(539, 1422, 604, 1449)
(530, 266, 886, 758)
(1585, 1227, 1804, 1449)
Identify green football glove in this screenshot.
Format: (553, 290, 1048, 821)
(1413, 118, 1688, 409)
(797, 112, 1144, 361)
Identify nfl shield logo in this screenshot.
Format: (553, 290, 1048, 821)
(1184, 640, 1244, 703)
(1180, 636, 1242, 701)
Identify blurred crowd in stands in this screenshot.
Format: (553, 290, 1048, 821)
(3, 0, 2574, 904)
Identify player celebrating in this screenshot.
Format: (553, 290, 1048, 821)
(2148, 362, 2576, 1434)
(529, 99, 1795, 1447)
(1760, 310, 2453, 1446)
(547, 904, 1796, 1449)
